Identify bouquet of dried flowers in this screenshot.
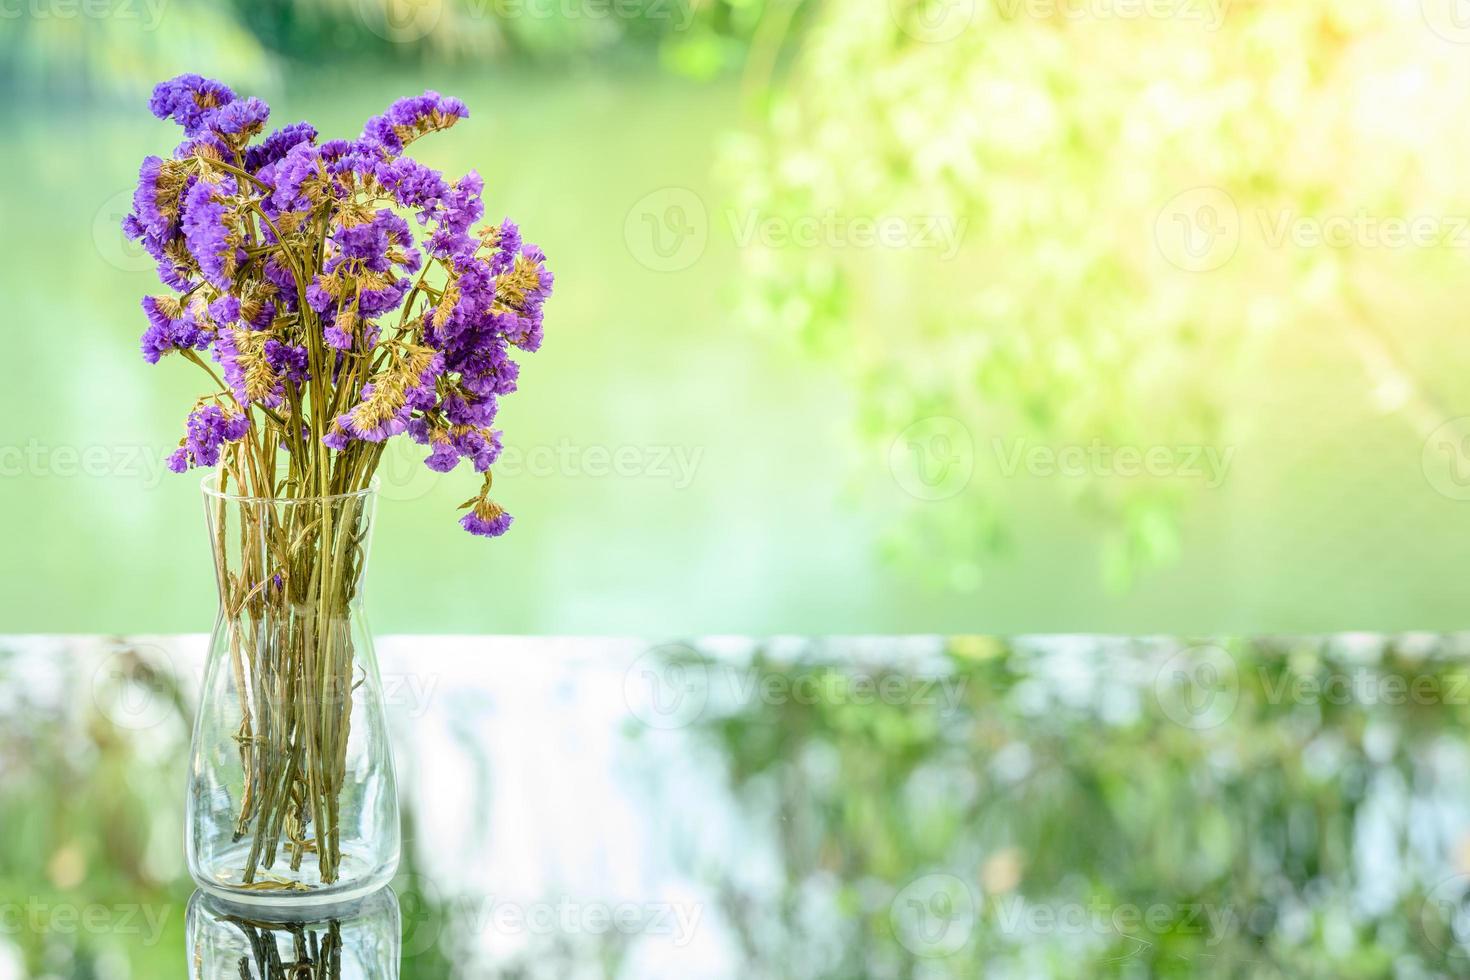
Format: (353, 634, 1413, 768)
(124, 74, 552, 891)
(126, 74, 551, 527)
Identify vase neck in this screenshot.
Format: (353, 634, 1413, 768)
(202, 489, 377, 615)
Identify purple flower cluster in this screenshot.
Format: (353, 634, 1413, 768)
(140, 296, 209, 363)
(182, 176, 240, 289)
(148, 74, 237, 136)
(167, 405, 250, 472)
(126, 74, 552, 536)
(363, 91, 468, 156)
(460, 498, 513, 538)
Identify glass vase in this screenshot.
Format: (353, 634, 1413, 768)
(187, 476, 400, 908)
(185, 886, 401, 978)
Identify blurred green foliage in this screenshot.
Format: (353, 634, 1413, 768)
(720, 2, 1470, 591)
(0, 644, 192, 977)
(682, 635, 1470, 976)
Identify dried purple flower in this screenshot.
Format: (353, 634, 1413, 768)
(169, 404, 249, 470)
(460, 498, 512, 537)
(149, 74, 236, 135)
(140, 296, 208, 363)
(244, 121, 318, 172)
(205, 96, 270, 142)
(181, 176, 239, 289)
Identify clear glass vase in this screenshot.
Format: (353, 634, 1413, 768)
(185, 886, 401, 978)
(187, 476, 400, 909)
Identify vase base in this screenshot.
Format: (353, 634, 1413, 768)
(190, 841, 398, 918)
(192, 873, 397, 919)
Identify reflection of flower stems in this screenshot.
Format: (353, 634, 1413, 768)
(226, 913, 343, 980)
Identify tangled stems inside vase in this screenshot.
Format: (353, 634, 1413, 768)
(190, 474, 399, 899)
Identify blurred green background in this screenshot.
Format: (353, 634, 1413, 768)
(3, 0, 1470, 633)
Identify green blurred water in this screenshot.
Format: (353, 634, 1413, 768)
(1, 64, 1468, 634)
